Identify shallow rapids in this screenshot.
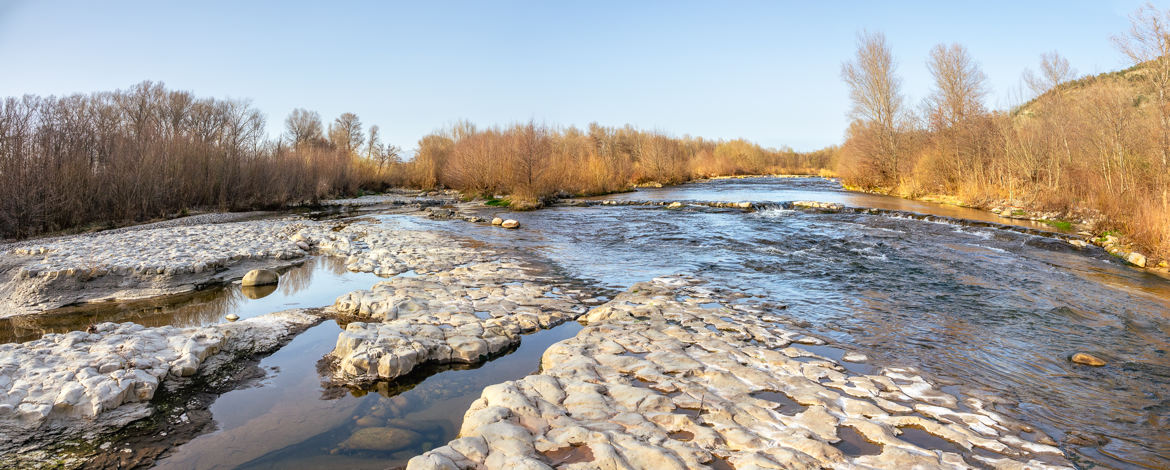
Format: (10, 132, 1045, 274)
(442, 177, 1169, 469)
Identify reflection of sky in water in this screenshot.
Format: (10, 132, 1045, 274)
(154, 321, 583, 470)
(0, 257, 383, 344)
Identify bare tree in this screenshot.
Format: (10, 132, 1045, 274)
(1114, 2, 1170, 184)
(1023, 51, 1077, 96)
(0, 83, 395, 239)
(383, 144, 402, 165)
(366, 124, 382, 161)
(925, 43, 989, 130)
(284, 108, 323, 146)
(841, 30, 907, 183)
(328, 112, 364, 156)
(511, 121, 552, 195)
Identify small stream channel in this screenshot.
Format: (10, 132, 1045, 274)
(152, 320, 582, 469)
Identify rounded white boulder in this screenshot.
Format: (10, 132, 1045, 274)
(241, 269, 279, 287)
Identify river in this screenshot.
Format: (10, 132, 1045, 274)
(429, 176, 1170, 468)
(16, 176, 1167, 469)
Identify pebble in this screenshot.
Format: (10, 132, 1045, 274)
(292, 223, 487, 277)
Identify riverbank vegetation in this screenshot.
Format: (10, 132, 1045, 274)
(0, 82, 402, 239)
(835, 4, 1170, 260)
(403, 121, 832, 206)
(0, 81, 821, 239)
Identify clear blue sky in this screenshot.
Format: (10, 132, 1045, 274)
(0, 1, 1160, 152)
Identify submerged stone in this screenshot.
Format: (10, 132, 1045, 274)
(338, 426, 422, 452)
(1071, 352, 1106, 366)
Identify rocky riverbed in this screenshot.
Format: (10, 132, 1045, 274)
(0, 190, 465, 319)
(408, 276, 1071, 469)
(2, 181, 1158, 468)
(327, 259, 595, 386)
(0, 195, 600, 468)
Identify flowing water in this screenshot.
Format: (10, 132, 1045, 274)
(20, 177, 1169, 469)
(455, 177, 1170, 469)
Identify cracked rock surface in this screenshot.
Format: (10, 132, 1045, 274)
(0, 193, 457, 319)
(328, 260, 592, 386)
(0, 219, 313, 317)
(292, 222, 488, 277)
(0, 309, 322, 453)
(408, 276, 1071, 470)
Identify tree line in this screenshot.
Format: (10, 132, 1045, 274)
(402, 121, 831, 207)
(837, 3, 1170, 257)
(0, 81, 823, 238)
(0, 81, 404, 238)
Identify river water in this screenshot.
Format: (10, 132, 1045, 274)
(460, 177, 1170, 469)
(24, 177, 1168, 469)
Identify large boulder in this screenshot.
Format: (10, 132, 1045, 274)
(241, 269, 279, 287)
(501, 219, 520, 229)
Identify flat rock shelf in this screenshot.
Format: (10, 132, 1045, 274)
(407, 276, 1070, 469)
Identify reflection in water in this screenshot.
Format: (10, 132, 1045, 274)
(241, 284, 278, 299)
(154, 321, 583, 470)
(0, 256, 381, 344)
